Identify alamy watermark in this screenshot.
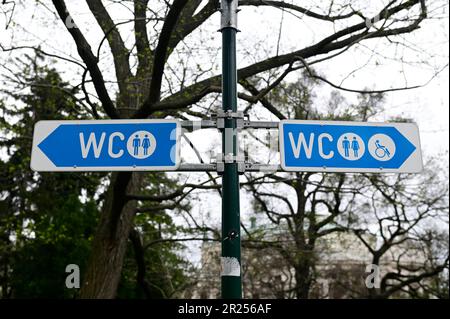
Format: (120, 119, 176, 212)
(65, 264, 80, 289)
(366, 15, 381, 29)
(63, 263, 381, 292)
(184, 123, 280, 173)
(365, 264, 381, 289)
(65, 11, 78, 29)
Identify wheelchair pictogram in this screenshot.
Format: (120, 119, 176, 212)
(374, 140, 391, 159)
(369, 134, 396, 162)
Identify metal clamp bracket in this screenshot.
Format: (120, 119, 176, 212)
(216, 153, 246, 174)
(220, 0, 239, 31)
(180, 117, 278, 131)
(181, 120, 217, 132)
(176, 163, 282, 173)
(215, 110, 246, 129)
(216, 110, 245, 119)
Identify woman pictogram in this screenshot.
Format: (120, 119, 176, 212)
(351, 137, 360, 157)
(142, 135, 151, 156)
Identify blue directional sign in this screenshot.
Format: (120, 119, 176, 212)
(31, 120, 180, 172)
(279, 120, 423, 173)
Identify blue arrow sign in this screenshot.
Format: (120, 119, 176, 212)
(280, 120, 423, 173)
(31, 120, 180, 172)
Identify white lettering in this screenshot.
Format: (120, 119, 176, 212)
(79, 132, 106, 159)
(108, 132, 124, 158)
(288, 132, 314, 159)
(318, 133, 334, 159)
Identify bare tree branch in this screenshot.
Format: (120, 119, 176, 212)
(51, 0, 119, 118)
(135, 0, 189, 118)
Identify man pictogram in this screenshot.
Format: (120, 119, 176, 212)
(342, 136, 350, 158)
(133, 135, 141, 156)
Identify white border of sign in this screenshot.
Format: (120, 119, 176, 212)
(30, 119, 181, 172)
(279, 120, 423, 173)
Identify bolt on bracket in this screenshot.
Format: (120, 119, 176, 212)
(215, 110, 246, 129)
(216, 153, 246, 174)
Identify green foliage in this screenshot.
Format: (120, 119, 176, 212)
(0, 55, 193, 298)
(0, 54, 102, 298)
(10, 196, 97, 299)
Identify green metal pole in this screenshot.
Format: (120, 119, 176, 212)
(220, 0, 242, 299)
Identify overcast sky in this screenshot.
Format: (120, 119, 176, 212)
(1, 1, 448, 160)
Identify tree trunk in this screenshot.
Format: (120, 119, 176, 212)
(80, 171, 143, 298)
(294, 261, 312, 299)
(367, 254, 381, 299)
